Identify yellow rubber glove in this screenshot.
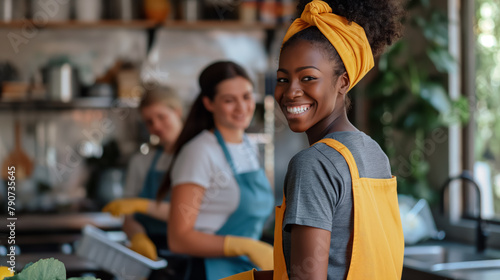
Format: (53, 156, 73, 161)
(129, 232, 158, 260)
(224, 236, 274, 270)
(102, 198, 150, 217)
(220, 269, 256, 280)
(0, 266, 14, 280)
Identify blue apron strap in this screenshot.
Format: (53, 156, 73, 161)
(214, 129, 240, 178)
(138, 147, 164, 199)
(151, 147, 164, 166)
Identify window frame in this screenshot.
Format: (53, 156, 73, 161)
(442, 0, 500, 249)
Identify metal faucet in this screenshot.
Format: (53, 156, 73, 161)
(440, 170, 488, 253)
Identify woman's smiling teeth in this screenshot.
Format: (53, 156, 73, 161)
(286, 105, 311, 114)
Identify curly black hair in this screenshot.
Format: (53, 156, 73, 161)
(295, 0, 405, 56)
(281, 0, 404, 108)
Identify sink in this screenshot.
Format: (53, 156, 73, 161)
(405, 245, 446, 257)
(431, 259, 500, 271)
(403, 242, 500, 279)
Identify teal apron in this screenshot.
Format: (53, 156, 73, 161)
(136, 147, 169, 239)
(203, 130, 274, 280)
(139, 147, 164, 199)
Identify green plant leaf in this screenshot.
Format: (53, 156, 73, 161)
(378, 41, 407, 72)
(407, 0, 430, 10)
(427, 46, 457, 73)
(408, 61, 421, 95)
(416, 11, 449, 47)
(378, 53, 389, 72)
(419, 82, 452, 113)
(420, 0, 431, 8)
(400, 111, 420, 130)
(367, 71, 403, 98)
(413, 16, 426, 29)
(442, 96, 471, 125)
(6, 258, 66, 280)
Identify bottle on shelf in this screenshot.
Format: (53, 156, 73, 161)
(74, 0, 103, 22)
(181, 0, 199, 22)
(239, 0, 258, 24)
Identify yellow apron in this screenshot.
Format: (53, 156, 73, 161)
(274, 138, 404, 280)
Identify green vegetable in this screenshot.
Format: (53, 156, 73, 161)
(5, 258, 99, 280)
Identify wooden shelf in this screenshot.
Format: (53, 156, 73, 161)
(0, 20, 277, 30)
(164, 20, 276, 30)
(0, 97, 139, 110)
(0, 19, 157, 29)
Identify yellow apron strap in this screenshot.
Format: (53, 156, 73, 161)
(273, 194, 288, 280)
(273, 138, 358, 280)
(316, 138, 360, 179)
(220, 269, 256, 280)
(273, 138, 404, 280)
(317, 138, 404, 279)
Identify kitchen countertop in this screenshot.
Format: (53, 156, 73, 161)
(1, 212, 122, 232)
(403, 240, 500, 280)
(1, 213, 123, 278)
(1, 212, 124, 255)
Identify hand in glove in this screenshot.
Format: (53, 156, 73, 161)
(129, 232, 158, 260)
(0, 266, 14, 280)
(224, 236, 273, 270)
(220, 269, 256, 280)
(102, 198, 150, 217)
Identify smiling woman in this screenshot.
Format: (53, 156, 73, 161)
(154, 61, 275, 280)
(270, 1, 405, 279)
(223, 1, 405, 280)
(202, 76, 256, 133)
(275, 39, 349, 138)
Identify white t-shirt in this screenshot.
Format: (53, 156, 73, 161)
(124, 149, 172, 198)
(171, 130, 260, 234)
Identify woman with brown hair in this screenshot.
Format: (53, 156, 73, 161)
(156, 61, 274, 280)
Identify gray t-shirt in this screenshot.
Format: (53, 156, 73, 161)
(283, 131, 392, 279)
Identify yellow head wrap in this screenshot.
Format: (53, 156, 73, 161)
(282, 0, 374, 91)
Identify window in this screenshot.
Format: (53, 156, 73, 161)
(441, 0, 500, 247)
(474, 0, 500, 221)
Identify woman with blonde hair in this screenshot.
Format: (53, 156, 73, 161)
(103, 86, 183, 261)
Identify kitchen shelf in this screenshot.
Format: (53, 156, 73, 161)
(0, 19, 157, 29)
(0, 20, 277, 30)
(0, 97, 139, 110)
(164, 20, 277, 30)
